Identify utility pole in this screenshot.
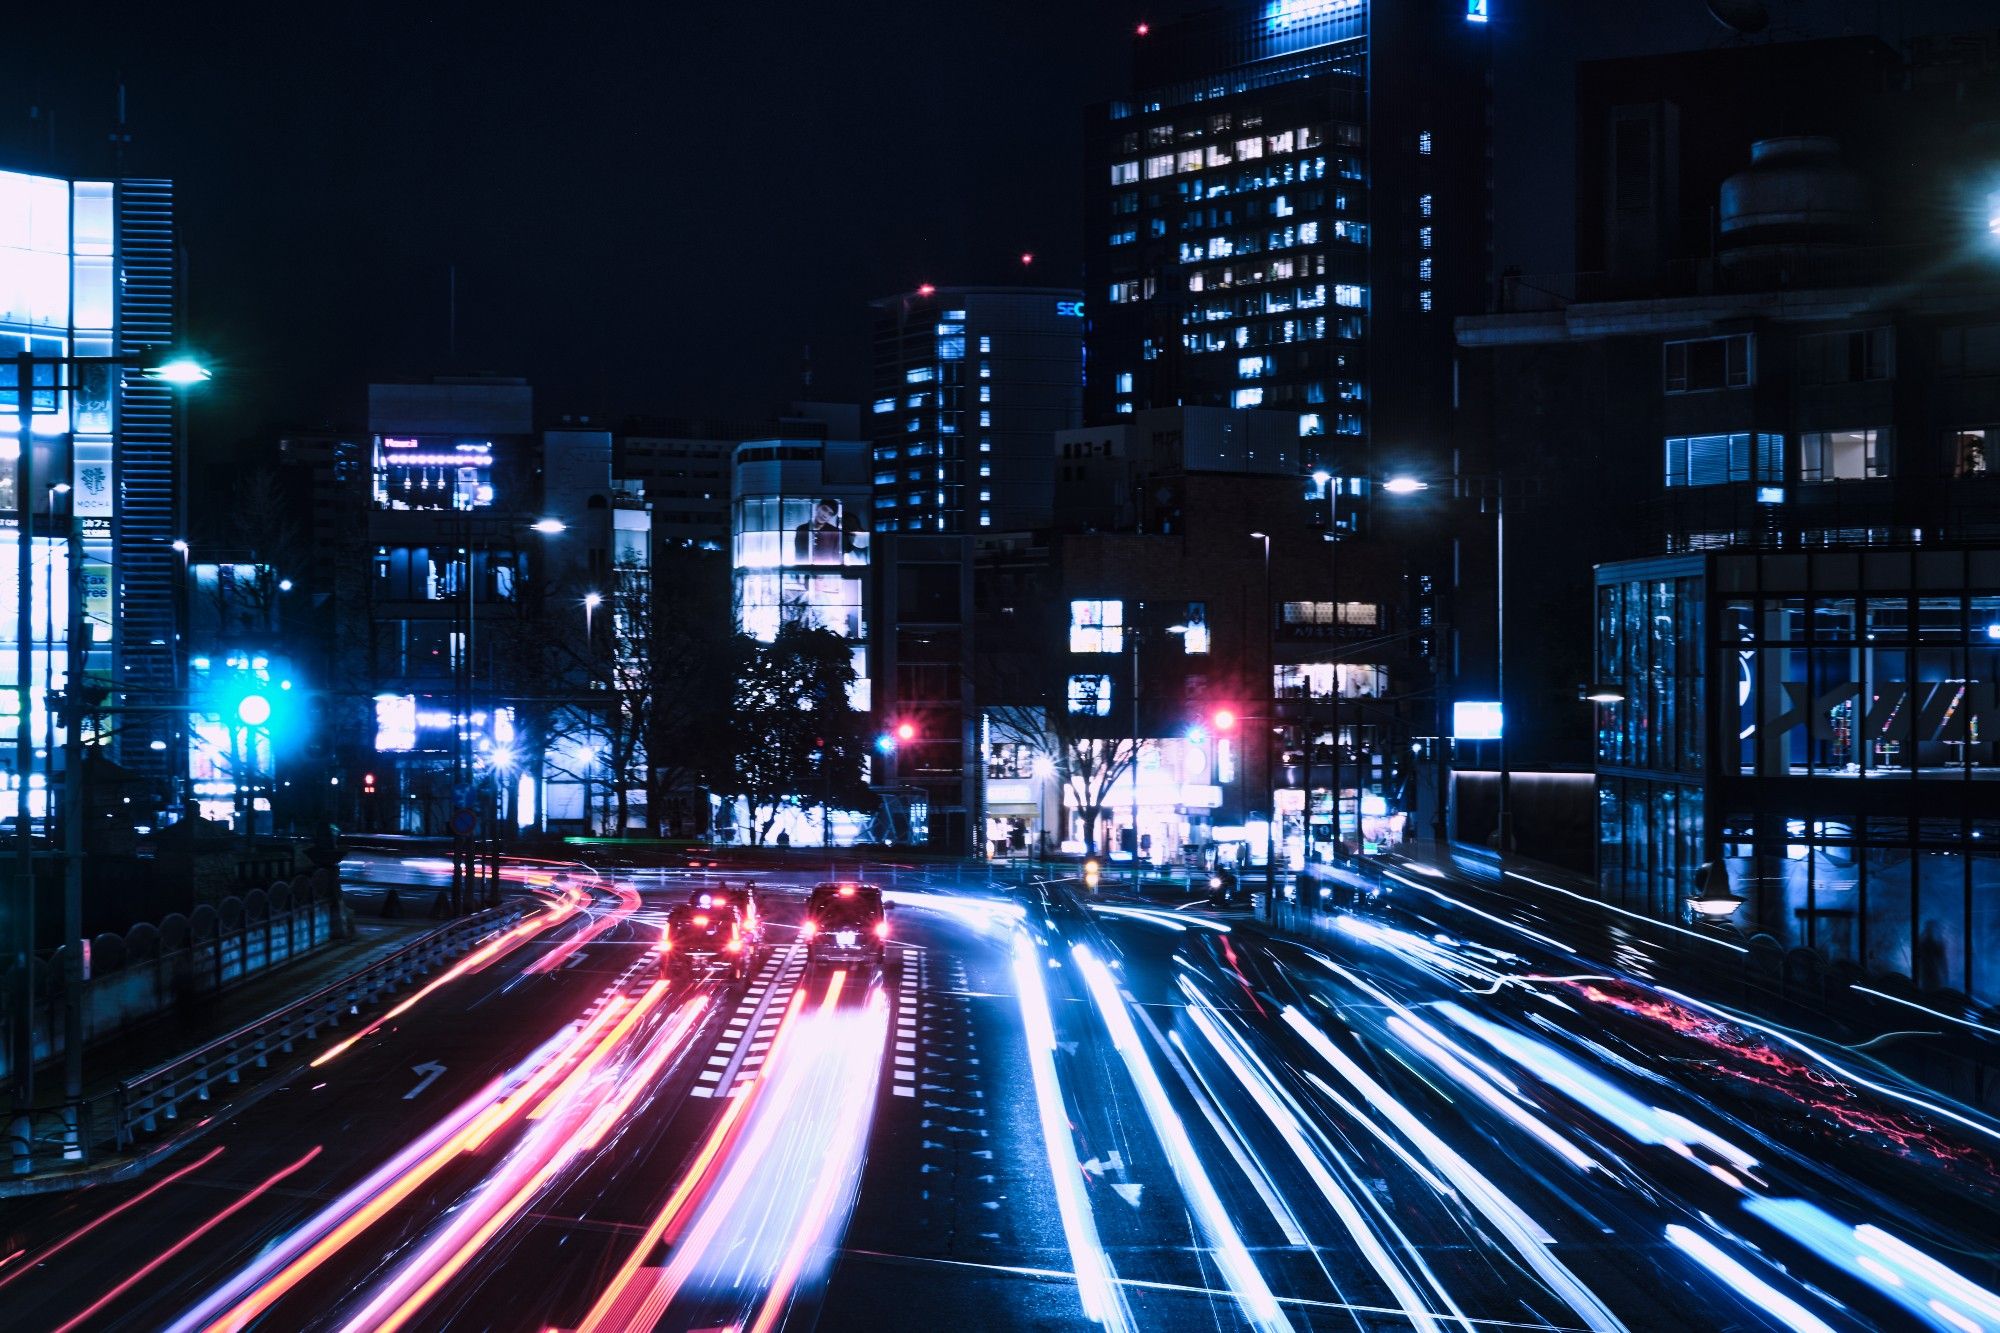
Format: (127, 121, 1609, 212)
(60, 497, 85, 1150)
(12, 351, 37, 1104)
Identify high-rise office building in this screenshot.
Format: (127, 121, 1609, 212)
(867, 286, 1083, 534)
(0, 165, 185, 803)
(1084, 0, 1492, 483)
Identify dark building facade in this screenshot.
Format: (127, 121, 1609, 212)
(1455, 33, 2000, 1007)
(867, 286, 1084, 535)
(865, 287, 1085, 849)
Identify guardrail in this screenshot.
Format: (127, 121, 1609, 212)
(4, 901, 530, 1184)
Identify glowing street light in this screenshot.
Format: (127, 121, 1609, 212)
(1580, 682, 1627, 704)
(143, 355, 212, 386)
(531, 518, 567, 534)
(583, 591, 602, 640)
(1382, 476, 1430, 495)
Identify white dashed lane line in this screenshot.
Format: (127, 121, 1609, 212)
(891, 946, 920, 1098)
(690, 944, 804, 1098)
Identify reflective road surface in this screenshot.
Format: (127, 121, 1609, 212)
(2, 856, 1997, 1331)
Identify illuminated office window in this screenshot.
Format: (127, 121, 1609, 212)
(1069, 600, 1124, 653)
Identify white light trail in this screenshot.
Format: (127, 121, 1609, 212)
(1073, 944, 1293, 1333)
(1012, 934, 1134, 1332)
(1663, 1225, 1837, 1333)
(1281, 1006, 1629, 1333)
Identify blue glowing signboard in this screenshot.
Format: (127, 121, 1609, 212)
(1467, 0, 1488, 21)
(1055, 300, 1085, 318)
(1453, 701, 1504, 741)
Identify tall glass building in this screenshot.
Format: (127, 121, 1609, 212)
(0, 165, 184, 812)
(867, 286, 1083, 534)
(1083, 0, 1492, 482)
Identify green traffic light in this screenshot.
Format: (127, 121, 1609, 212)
(237, 694, 273, 726)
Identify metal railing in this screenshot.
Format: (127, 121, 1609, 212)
(4, 901, 528, 1183)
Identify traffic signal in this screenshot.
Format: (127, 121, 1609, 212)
(876, 720, 918, 754)
(1210, 707, 1238, 733)
(1083, 858, 1101, 890)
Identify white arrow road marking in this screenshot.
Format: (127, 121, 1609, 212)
(1111, 1183, 1144, 1207)
(403, 1061, 446, 1100)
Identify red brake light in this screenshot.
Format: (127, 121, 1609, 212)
(692, 914, 709, 927)
(874, 920, 889, 940)
(838, 886, 856, 897)
(801, 919, 818, 938)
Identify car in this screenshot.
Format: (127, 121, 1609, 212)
(661, 899, 753, 983)
(802, 881, 888, 972)
(687, 884, 764, 952)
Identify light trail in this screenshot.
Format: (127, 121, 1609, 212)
(311, 884, 586, 1068)
(1072, 943, 1292, 1333)
(1011, 932, 1134, 1333)
(1282, 1005, 1629, 1333)
(528, 878, 642, 974)
(573, 987, 812, 1333)
(1379, 868, 1576, 955)
(1656, 985, 2000, 1153)
(1662, 1224, 1837, 1333)
(1091, 903, 1233, 934)
(340, 994, 709, 1333)
(179, 1025, 592, 1333)
(591, 975, 884, 1331)
(56, 1147, 321, 1333)
(0, 1145, 227, 1294)
(1172, 983, 1468, 1333)
(1433, 1001, 1759, 1174)
(1746, 1198, 2000, 1333)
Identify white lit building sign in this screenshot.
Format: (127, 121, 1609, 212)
(1453, 700, 1504, 741)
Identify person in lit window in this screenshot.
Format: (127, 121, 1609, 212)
(793, 499, 860, 565)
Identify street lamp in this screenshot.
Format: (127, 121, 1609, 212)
(531, 518, 567, 535)
(584, 591, 602, 641)
(1686, 861, 1743, 922)
(1250, 531, 1276, 917)
(143, 356, 213, 386)
(1380, 472, 1513, 852)
(1580, 683, 1627, 704)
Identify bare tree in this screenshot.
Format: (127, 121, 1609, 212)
(987, 703, 1138, 856)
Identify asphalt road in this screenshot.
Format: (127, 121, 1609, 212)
(1, 853, 1996, 1331)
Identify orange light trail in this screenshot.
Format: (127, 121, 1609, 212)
(528, 983, 670, 1121)
(529, 880, 641, 975)
(350, 995, 709, 1333)
(56, 1147, 321, 1333)
(463, 995, 634, 1153)
(311, 888, 583, 1068)
(0, 1146, 227, 1294)
(574, 987, 811, 1333)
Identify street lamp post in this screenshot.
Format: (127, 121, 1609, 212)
(1383, 473, 1516, 852)
(1250, 531, 1275, 919)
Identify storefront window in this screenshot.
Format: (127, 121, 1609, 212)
(1916, 850, 1966, 992)
(1863, 844, 1912, 978)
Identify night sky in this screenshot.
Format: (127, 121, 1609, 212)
(4, 0, 1994, 461)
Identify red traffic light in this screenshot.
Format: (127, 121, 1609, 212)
(896, 721, 917, 741)
(1211, 708, 1238, 733)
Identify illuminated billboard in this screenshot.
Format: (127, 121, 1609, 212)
(1453, 701, 1504, 741)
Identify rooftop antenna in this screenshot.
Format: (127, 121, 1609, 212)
(109, 77, 132, 171)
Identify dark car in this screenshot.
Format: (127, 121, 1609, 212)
(662, 900, 753, 983)
(803, 882, 887, 972)
(688, 884, 764, 952)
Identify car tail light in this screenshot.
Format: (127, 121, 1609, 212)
(801, 919, 818, 939)
(692, 914, 709, 927)
(659, 926, 672, 951)
(874, 920, 889, 940)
